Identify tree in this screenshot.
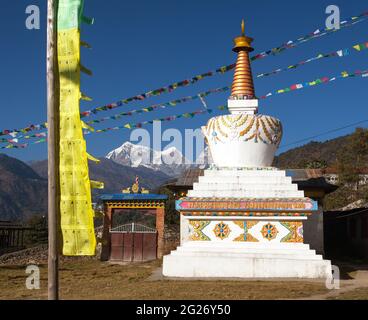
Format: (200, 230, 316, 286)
(305, 159, 328, 169)
(337, 128, 368, 192)
(350, 127, 368, 167)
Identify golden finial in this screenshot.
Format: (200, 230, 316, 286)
(232, 19, 254, 52)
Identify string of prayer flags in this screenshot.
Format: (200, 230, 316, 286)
(82, 87, 229, 123)
(83, 109, 214, 134)
(83, 69, 367, 135)
(3, 62, 368, 150)
(3, 63, 368, 150)
(9, 63, 366, 149)
(0, 138, 45, 150)
(353, 43, 368, 51)
(259, 69, 368, 100)
(79, 11, 368, 117)
(257, 41, 368, 79)
(80, 64, 236, 116)
(0, 132, 47, 143)
(1, 10, 368, 138)
(75, 40, 368, 127)
(1, 10, 368, 144)
(2, 107, 220, 147)
(0, 123, 47, 138)
(250, 11, 368, 62)
(5, 108, 216, 148)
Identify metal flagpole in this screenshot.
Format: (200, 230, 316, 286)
(47, 0, 60, 300)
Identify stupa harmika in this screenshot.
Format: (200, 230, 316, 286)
(163, 21, 332, 278)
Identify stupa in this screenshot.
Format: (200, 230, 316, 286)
(163, 21, 332, 278)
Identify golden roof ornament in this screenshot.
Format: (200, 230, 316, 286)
(122, 176, 150, 194)
(232, 19, 254, 53)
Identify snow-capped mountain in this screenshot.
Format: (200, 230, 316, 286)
(106, 142, 193, 177)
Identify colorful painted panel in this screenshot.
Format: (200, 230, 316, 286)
(233, 221, 259, 242)
(182, 211, 308, 217)
(187, 220, 305, 243)
(189, 220, 210, 241)
(176, 198, 317, 212)
(280, 222, 304, 243)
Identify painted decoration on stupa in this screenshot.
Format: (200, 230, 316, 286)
(233, 221, 259, 242)
(187, 220, 304, 243)
(189, 220, 210, 241)
(280, 222, 304, 243)
(176, 198, 317, 212)
(202, 114, 283, 146)
(261, 223, 279, 241)
(213, 222, 231, 240)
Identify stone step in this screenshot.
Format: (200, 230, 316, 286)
(192, 182, 299, 191)
(187, 190, 305, 198)
(183, 242, 311, 250)
(198, 176, 293, 184)
(170, 250, 323, 260)
(204, 169, 287, 177)
(176, 246, 317, 256)
(163, 254, 332, 278)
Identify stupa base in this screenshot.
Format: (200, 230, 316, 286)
(163, 167, 332, 279)
(163, 242, 332, 278)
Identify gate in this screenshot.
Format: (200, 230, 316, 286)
(109, 223, 157, 262)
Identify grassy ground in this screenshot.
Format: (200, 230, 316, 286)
(0, 259, 334, 300)
(2, 258, 368, 300)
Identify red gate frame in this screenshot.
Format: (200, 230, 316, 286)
(100, 198, 166, 261)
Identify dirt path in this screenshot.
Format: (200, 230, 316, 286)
(294, 270, 368, 300)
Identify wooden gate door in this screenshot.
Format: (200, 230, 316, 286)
(142, 233, 157, 261)
(109, 223, 157, 262)
(110, 232, 124, 260)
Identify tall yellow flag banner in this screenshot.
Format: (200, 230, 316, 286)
(57, 0, 98, 255)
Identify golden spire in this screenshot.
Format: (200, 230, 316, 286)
(232, 19, 254, 53)
(231, 19, 256, 99)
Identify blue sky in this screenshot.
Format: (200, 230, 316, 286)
(0, 0, 367, 162)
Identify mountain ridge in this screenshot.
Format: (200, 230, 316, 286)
(106, 141, 193, 177)
(30, 157, 171, 195)
(273, 134, 352, 168)
(0, 154, 47, 221)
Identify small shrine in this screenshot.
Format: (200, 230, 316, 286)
(100, 176, 168, 262)
(163, 21, 332, 278)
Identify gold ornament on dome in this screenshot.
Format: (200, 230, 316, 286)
(203, 114, 283, 146)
